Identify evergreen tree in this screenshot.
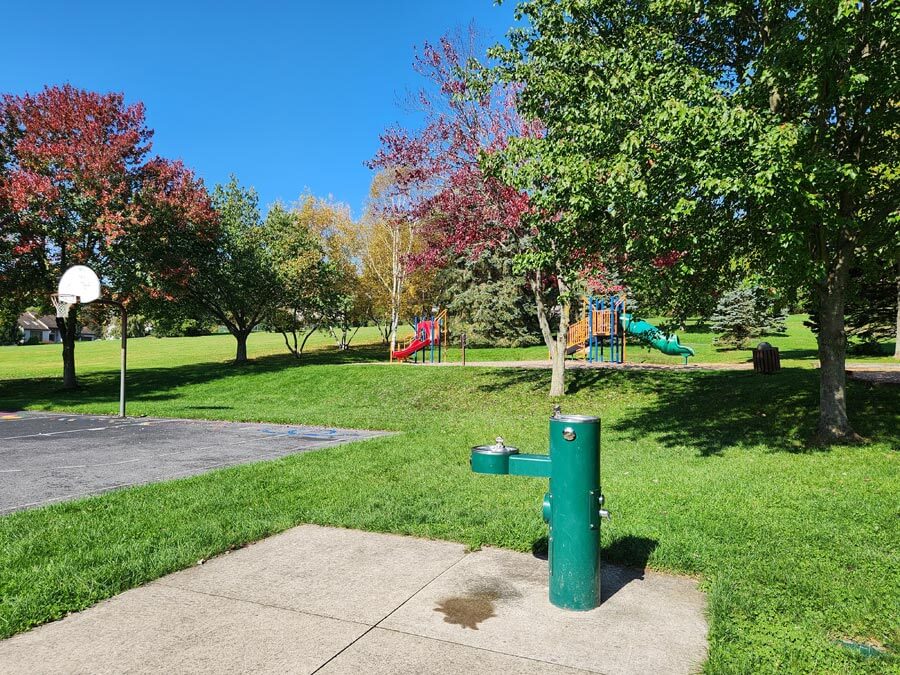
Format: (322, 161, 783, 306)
(844, 264, 898, 354)
(710, 286, 787, 348)
(0, 301, 20, 345)
(439, 248, 542, 347)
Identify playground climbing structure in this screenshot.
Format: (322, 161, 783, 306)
(567, 295, 695, 364)
(390, 308, 448, 363)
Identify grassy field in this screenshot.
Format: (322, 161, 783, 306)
(5, 314, 893, 382)
(0, 327, 898, 672)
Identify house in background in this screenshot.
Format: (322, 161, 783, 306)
(17, 312, 97, 344)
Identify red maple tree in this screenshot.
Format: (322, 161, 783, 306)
(0, 85, 216, 388)
(369, 34, 537, 267)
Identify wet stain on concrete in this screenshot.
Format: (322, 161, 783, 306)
(433, 579, 521, 630)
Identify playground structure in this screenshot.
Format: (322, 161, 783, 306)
(390, 308, 448, 363)
(567, 294, 695, 364)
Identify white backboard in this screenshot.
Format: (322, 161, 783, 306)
(58, 265, 101, 303)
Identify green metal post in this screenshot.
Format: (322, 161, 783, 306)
(547, 414, 602, 610)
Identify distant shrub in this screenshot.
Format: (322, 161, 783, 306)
(151, 317, 215, 338)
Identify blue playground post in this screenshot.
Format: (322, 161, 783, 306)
(608, 300, 614, 363)
(587, 298, 594, 363)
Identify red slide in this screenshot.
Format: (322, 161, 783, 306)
(391, 320, 436, 361)
(391, 337, 433, 360)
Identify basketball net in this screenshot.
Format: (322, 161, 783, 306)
(51, 293, 79, 319)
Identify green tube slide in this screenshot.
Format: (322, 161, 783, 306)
(621, 313, 695, 362)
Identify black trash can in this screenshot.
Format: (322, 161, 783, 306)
(752, 342, 781, 374)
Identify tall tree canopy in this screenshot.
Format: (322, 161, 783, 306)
(143, 176, 278, 363)
(490, 0, 898, 441)
(0, 85, 215, 387)
(370, 32, 594, 393)
(266, 196, 351, 358)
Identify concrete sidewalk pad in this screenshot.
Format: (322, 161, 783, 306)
(0, 584, 367, 674)
(0, 525, 708, 674)
(382, 546, 708, 674)
(316, 628, 593, 674)
(158, 525, 468, 624)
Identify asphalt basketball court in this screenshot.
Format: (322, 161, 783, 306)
(0, 411, 386, 513)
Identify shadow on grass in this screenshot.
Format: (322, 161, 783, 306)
(772, 348, 820, 360)
(607, 368, 897, 454)
(0, 343, 389, 412)
(478, 366, 899, 455)
(531, 534, 659, 602)
(711, 345, 816, 361)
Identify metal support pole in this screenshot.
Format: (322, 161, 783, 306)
(119, 304, 127, 418)
(92, 299, 127, 417)
(600, 299, 606, 363)
(588, 298, 594, 363)
(609, 299, 615, 363)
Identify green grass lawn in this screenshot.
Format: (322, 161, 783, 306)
(0, 329, 897, 672)
(6, 314, 892, 380)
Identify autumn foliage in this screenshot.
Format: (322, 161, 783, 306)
(0, 85, 216, 386)
(368, 34, 537, 269)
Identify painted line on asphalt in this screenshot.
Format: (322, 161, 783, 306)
(0, 419, 170, 444)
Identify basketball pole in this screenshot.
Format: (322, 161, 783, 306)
(55, 266, 126, 417)
(93, 300, 127, 418)
(119, 303, 127, 418)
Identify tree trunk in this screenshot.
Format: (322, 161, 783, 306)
(388, 234, 403, 356)
(550, 286, 572, 397)
(389, 307, 399, 356)
(549, 342, 566, 397)
(234, 330, 249, 364)
(530, 271, 569, 397)
(58, 308, 78, 389)
(894, 272, 899, 359)
(815, 249, 860, 443)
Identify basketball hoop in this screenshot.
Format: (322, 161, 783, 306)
(51, 264, 128, 418)
(51, 293, 79, 318)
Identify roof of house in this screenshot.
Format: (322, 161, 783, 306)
(18, 312, 57, 331)
(17, 312, 96, 337)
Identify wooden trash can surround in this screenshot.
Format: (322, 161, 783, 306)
(752, 342, 781, 374)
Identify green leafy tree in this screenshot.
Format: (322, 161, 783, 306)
(293, 195, 363, 351)
(150, 316, 215, 338)
(265, 202, 345, 359)
(142, 176, 279, 363)
(710, 285, 788, 348)
(490, 0, 898, 442)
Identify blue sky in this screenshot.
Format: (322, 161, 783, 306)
(3, 1, 518, 217)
